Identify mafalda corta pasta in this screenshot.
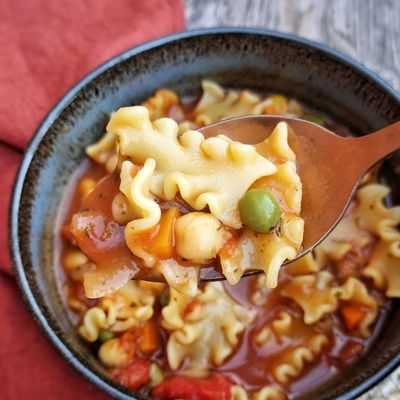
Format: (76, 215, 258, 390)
(75, 103, 303, 298)
(161, 282, 256, 375)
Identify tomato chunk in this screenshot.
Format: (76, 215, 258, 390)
(152, 374, 232, 400)
(111, 359, 151, 390)
(118, 329, 138, 362)
(339, 341, 364, 365)
(219, 235, 239, 258)
(336, 246, 365, 281)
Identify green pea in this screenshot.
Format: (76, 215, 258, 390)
(98, 330, 115, 342)
(239, 189, 281, 233)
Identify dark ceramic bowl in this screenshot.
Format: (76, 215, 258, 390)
(10, 28, 400, 400)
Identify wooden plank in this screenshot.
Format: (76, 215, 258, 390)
(184, 1, 400, 398)
(184, 0, 400, 91)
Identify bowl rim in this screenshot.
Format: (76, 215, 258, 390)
(9, 27, 400, 400)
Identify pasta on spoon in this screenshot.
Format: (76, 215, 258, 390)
(70, 104, 304, 298)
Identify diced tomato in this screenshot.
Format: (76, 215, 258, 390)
(340, 303, 367, 331)
(71, 212, 126, 257)
(151, 374, 232, 400)
(338, 341, 364, 365)
(336, 246, 365, 281)
(119, 329, 139, 362)
(219, 230, 240, 258)
(111, 359, 151, 390)
(70, 173, 138, 268)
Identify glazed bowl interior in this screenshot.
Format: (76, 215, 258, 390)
(10, 29, 400, 400)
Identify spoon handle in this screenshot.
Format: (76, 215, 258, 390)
(352, 120, 400, 169)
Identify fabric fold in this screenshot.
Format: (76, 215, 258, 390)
(0, 0, 185, 398)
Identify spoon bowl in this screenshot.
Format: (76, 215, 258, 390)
(199, 115, 400, 281)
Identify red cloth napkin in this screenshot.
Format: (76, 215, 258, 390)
(0, 0, 184, 398)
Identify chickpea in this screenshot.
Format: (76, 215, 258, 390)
(175, 212, 227, 261)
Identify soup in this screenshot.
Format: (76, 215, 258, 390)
(56, 81, 399, 399)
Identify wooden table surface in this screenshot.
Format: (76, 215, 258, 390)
(184, 1, 400, 399)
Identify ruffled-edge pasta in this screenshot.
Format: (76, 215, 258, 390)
(78, 280, 158, 342)
(231, 385, 249, 400)
(159, 259, 200, 297)
(282, 272, 377, 336)
(86, 80, 305, 171)
(161, 282, 257, 375)
(62, 248, 95, 284)
(337, 277, 377, 337)
(85, 130, 119, 174)
(313, 208, 372, 266)
(220, 214, 303, 288)
(86, 89, 182, 169)
(141, 88, 180, 121)
(255, 311, 292, 346)
(253, 386, 286, 400)
(355, 184, 400, 241)
(103, 105, 303, 293)
(273, 334, 329, 384)
(219, 122, 303, 288)
(193, 80, 301, 126)
(98, 336, 133, 368)
(108, 105, 277, 229)
(363, 239, 400, 297)
(231, 385, 286, 400)
(281, 271, 338, 324)
(301, 182, 400, 300)
(287, 183, 399, 302)
(357, 183, 400, 296)
(284, 252, 320, 276)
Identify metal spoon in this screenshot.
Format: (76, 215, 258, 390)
(199, 115, 400, 281)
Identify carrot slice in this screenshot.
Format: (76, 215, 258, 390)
(150, 207, 180, 259)
(340, 304, 367, 331)
(138, 320, 160, 354)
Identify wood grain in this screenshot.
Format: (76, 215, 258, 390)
(185, 0, 400, 91)
(184, 1, 400, 399)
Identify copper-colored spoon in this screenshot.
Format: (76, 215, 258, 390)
(199, 115, 400, 281)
